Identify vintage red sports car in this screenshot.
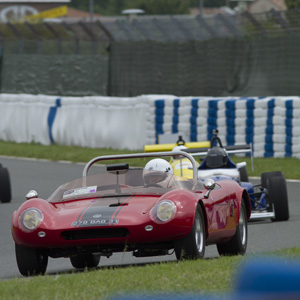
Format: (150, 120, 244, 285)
(11, 151, 251, 276)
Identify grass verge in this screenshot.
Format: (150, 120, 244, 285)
(1, 248, 300, 300)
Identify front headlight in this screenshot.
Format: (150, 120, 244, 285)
(150, 200, 177, 223)
(20, 208, 44, 231)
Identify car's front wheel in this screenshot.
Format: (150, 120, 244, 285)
(174, 205, 206, 260)
(0, 167, 11, 203)
(70, 253, 100, 269)
(217, 200, 248, 256)
(15, 244, 48, 276)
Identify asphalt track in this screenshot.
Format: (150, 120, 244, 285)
(1, 156, 300, 279)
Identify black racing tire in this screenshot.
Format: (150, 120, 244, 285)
(0, 167, 11, 203)
(174, 204, 206, 260)
(217, 200, 248, 256)
(15, 244, 48, 276)
(239, 166, 249, 182)
(70, 253, 100, 269)
(261, 171, 283, 188)
(268, 176, 289, 222)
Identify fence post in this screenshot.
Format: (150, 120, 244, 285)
(242, 11, 266, 36)
(24, 22, 42, 54)
(44, 22, 62, 54)
(79, 21, 97, 55)
(7, 22, 24, 54)
(62, 21, 80, 54)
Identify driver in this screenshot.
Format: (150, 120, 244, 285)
(205, 147, 228, 169)
(143, 158, 174, 187)
(170, 145, 198, 178)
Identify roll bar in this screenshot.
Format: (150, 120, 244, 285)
(82, 151, 198, 180)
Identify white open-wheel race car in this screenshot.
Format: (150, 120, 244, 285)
(145, 130, 289, 222)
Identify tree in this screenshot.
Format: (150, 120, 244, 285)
(68, 0, 237, 16)
(189, 0, 229, 7)
(285, 0, 300, 9)
(69, 0, 190, 16)
(124, 0, 190, 15)
(94, 0, 127, 15)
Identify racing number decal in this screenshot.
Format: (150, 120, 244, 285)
(73, 196, 134, 228)
(73, 201, 95, 227)
(109, 196, 134, 226)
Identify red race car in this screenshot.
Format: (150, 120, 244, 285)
(11, 151, 251, 276)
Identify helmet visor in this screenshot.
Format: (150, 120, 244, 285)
(143, 170, 168, 185)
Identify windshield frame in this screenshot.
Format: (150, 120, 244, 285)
(47, 169, 203, 203)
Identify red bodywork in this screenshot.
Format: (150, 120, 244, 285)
(12, 166, 250, 259)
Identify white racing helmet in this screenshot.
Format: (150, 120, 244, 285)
(172, 145, 188, 160)
(143, 158, 174, 186)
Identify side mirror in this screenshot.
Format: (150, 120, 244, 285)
(26, 190, 38, 200)
(204, 178, 215, 198)
(204, 178, 215, 190)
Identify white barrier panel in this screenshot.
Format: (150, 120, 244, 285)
(52, 96, 149, 150)
(0, 94, 299, 157)
(0, 94, 56, 145)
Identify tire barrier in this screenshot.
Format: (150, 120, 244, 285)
(0, 94, 299, 157)
(152, 96, 300, 158)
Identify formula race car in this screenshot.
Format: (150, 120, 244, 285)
(191, 131, 289, 222)
(171, 131, 289, 222)
(0, 163, 11, 203)
(144, 130, 289, 222)
(12, 151, 250, 276)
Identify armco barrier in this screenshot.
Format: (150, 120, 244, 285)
(0, 94, 299, 157)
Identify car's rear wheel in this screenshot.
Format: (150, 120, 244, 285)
(174, 205, 206, 260)
(268, 176, 289, 221)
(70, 253, 100, 269)
(15, 244, 48, 276)
(239, 166, 249, 182)
(261, 171, 283, 188)
(0, 167, 11, 203)
(217, 200, 248, 256)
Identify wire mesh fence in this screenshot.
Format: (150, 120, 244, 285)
(1, 9, 300, 97)
(1, 9, 300, 55)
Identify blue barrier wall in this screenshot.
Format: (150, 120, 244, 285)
(0, 94, 299, 157)
(153, 96, 300, 158)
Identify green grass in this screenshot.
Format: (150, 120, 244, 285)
(0, 141, 300, 179)
(1, 248, 300, 300)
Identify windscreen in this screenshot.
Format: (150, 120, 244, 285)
(48, 169, 204, 203)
